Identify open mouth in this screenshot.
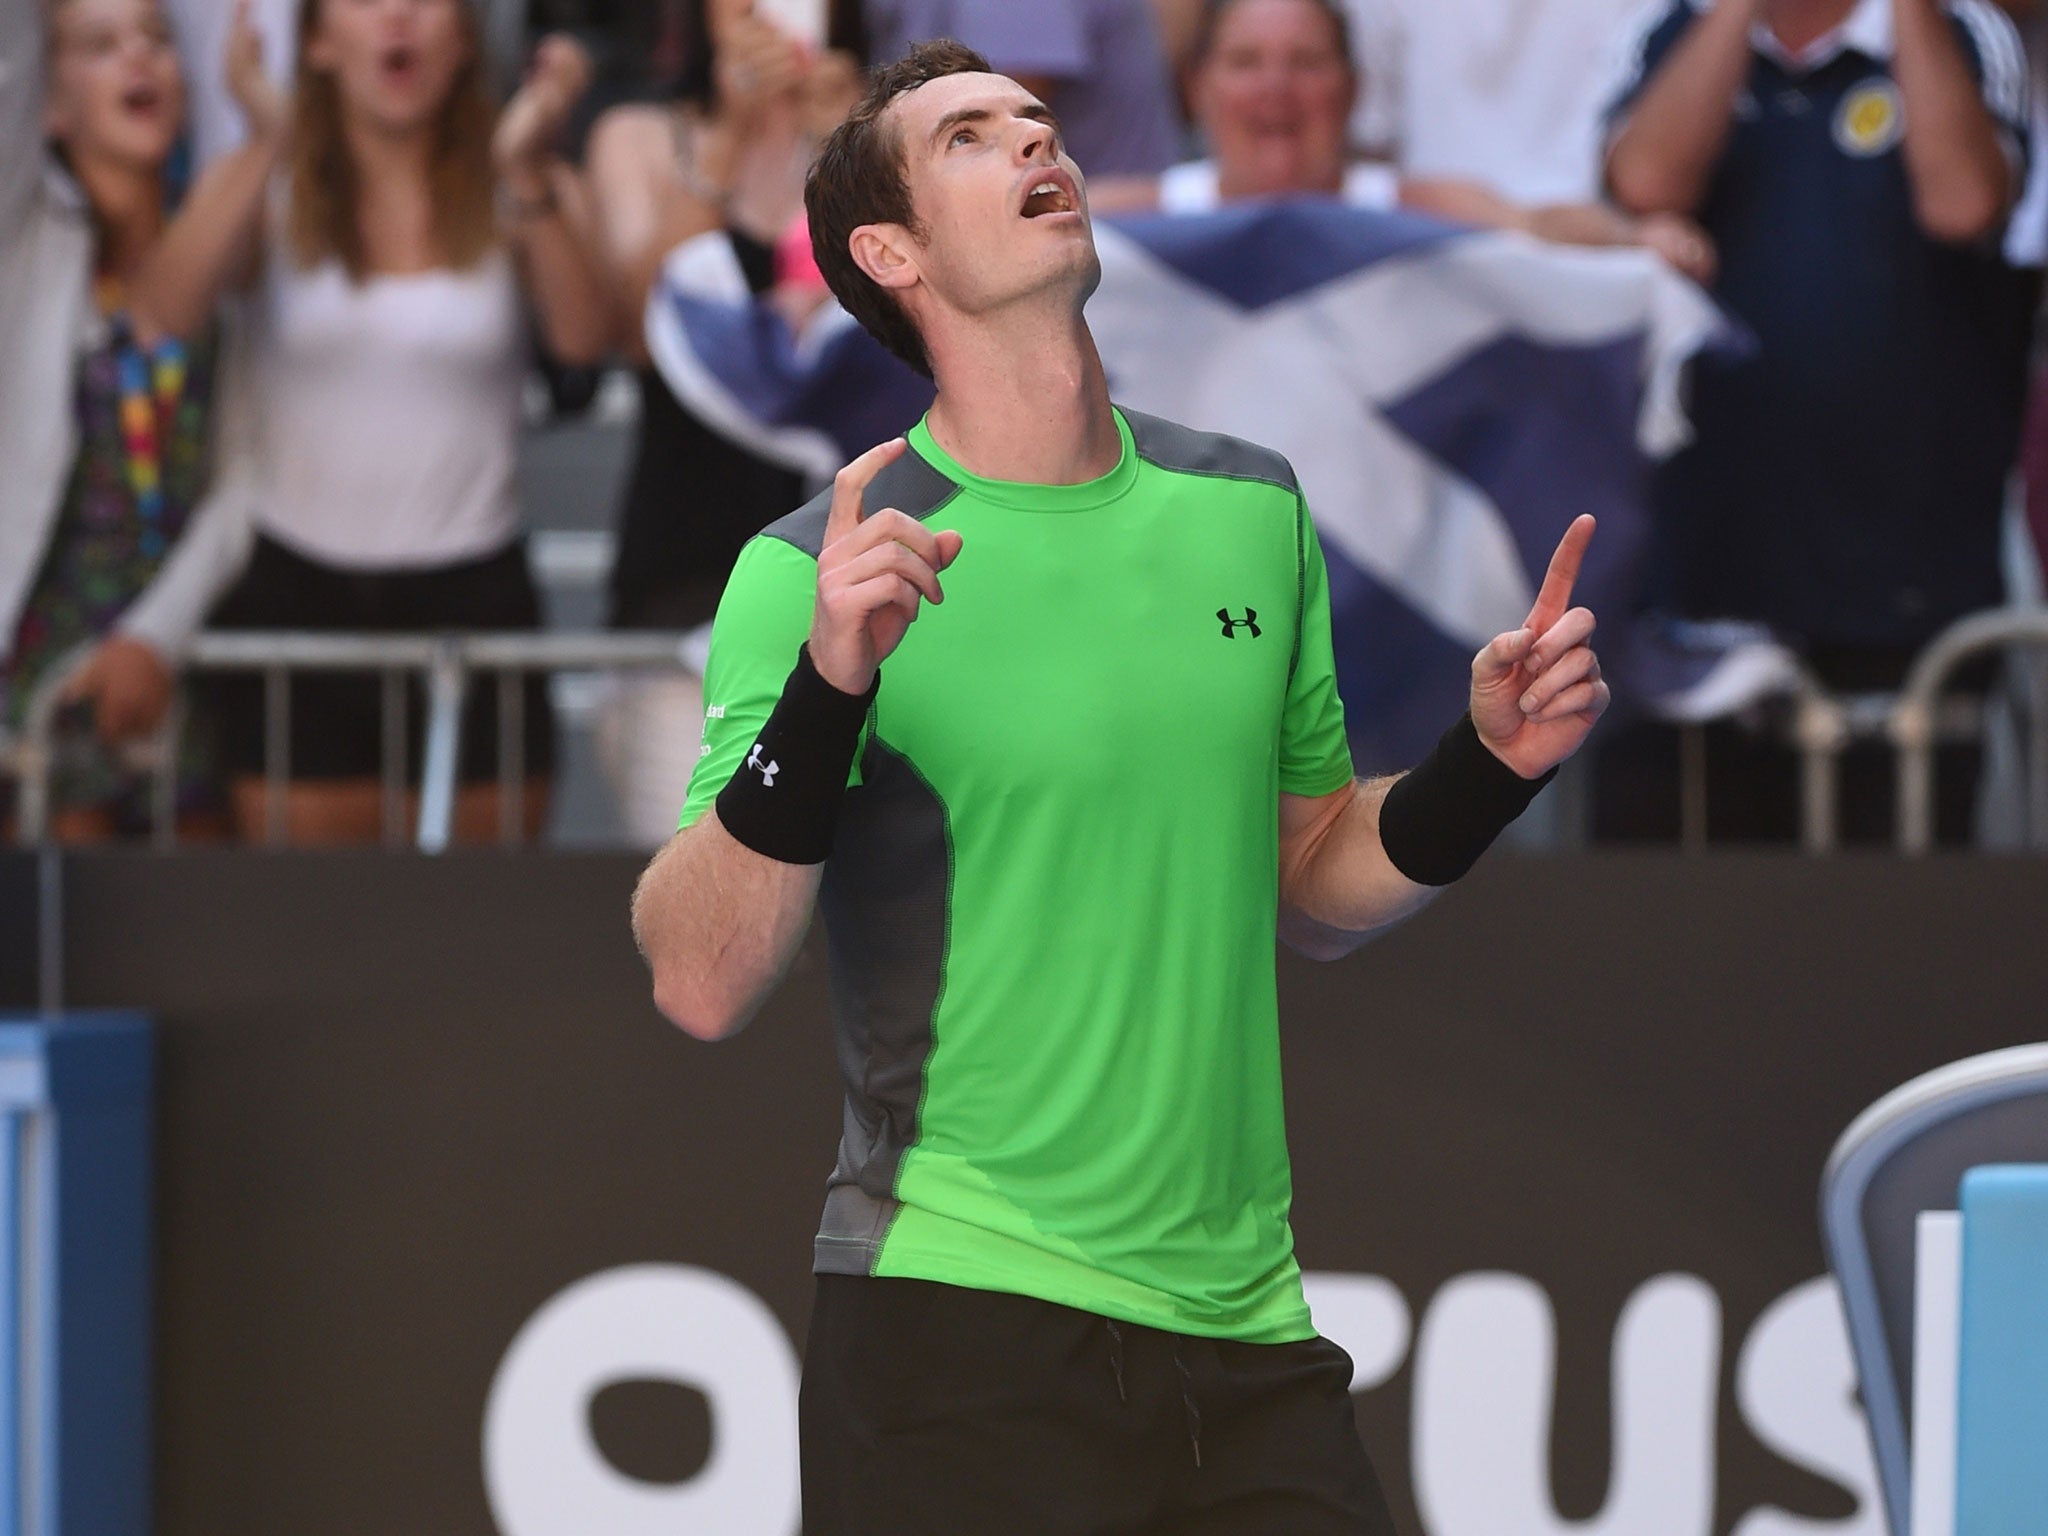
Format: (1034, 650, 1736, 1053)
(1247, 115, 1305, 140)
(119, 81, 164, 115)
(379, 44, 421, 83)
(1021, 177, 1078, 219)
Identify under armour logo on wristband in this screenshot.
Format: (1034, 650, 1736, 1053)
(746, 743, 780, 787)
(1218, 608, 1261, 639)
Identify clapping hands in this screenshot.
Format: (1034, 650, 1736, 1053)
(494, 34, 593, 183)
(225, 0, 287, 144)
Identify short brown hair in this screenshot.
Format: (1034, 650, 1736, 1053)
(805, 39, 992, 379)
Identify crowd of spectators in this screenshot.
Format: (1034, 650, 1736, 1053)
(1, 0, 228, 842)
(581, 0, 863, 843)
(1, 0, 2043, 848)
(1087, 0, 1715, 282)
(1599, 0, 2038, 842)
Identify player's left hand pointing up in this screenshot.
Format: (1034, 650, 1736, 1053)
(1469, 514, 1610, 780)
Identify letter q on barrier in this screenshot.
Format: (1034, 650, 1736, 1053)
(483, 1264, 801, 1536)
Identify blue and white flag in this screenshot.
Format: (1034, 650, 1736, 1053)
(648, 201, 1728, 771)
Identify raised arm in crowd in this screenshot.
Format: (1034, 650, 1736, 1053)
(65, 0, 620, 846)
(585, 0, 863, 365)
(1085, 0, 1718, 282)
(128, 5, 610, 369)
(1607, 0, 2016, 243)
(1, 0, 281, 837)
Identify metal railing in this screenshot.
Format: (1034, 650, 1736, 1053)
(1891, 608, 2048, 854)
(1670, 672, 1848, 854)
(9, 630, 699, 851)
(11, 608, 2048, 854)
(1766, 683, 1983, 855)
(1639, 606, 2043, 853)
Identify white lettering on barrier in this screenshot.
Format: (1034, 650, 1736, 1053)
(480, 1269, 1880, 1536)
(481, 1264, 801, 1536)
(1301, 1271, 1412, 1390)
(1414, 1272, 1720, 1536)
(1733, 1277, 1885, 1536)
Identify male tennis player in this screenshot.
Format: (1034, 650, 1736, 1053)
(632, 39, 1608, 1535)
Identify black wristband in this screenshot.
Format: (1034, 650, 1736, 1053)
(714, 646, 875, 864)
(1378, 713, 1554, 886)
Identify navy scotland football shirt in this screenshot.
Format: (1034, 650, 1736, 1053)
(1609, 0, 2035, 651)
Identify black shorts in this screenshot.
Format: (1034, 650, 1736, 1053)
(800, 1275, 1395, 1536)
(208, 534, 556, 783)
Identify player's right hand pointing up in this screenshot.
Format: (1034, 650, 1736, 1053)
(810, 438, 965, 696)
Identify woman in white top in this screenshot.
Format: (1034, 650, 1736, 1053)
(1091, 0, 1717, 283)
(115, 0, 615, 845)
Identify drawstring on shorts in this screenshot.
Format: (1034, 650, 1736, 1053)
(1102, 1318, 1204, 1469)
(1170, 1337, 1203, 1469)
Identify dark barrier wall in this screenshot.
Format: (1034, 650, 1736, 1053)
(38, 851, 2048, 1536)
(0, 854, 39, 1010)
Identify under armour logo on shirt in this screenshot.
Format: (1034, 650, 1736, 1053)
(746, 743, 780, 787)
(1218, 608, 1261, 639)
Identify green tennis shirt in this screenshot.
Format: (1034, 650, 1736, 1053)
(680, 407, 1354, 1342)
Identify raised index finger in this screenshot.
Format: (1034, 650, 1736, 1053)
(825, 437, 909, 547)
(1524, 514, 1596, 634)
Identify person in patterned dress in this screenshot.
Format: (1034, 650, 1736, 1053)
(0, 0, 284, 839)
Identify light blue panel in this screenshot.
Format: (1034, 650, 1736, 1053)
(1956, 1164, 2048, 1536)
(0, 1015, 153, 1536)
(0, 1110, 19, 1536)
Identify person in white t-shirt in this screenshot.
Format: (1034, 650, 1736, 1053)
(1340, 0, 1655, 203)
(73, 0, 616, 845)
(1091, 0, 1715, 280)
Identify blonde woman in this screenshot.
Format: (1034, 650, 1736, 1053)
(104, 0, 616, 845)
(0, 0, 281, 840)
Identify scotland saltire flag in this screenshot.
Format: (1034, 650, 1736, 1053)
(648, 201, 1726, 771)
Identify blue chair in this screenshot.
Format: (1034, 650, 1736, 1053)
(1954, 1164, 2048, 1536)
(1820, 1044, 2048, 1536)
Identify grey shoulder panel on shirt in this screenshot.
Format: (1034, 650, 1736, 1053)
(813, 734, 954, 1276)
(1121, 408, 1300, 495)
(757, 449, 963, 560)
(756, 487, 836, 560)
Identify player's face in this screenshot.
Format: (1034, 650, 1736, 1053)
(305, 0, 473, 136)
(1193, 0, 1356, 196)
(44, 0, 186, 174)
(881, 72, 1100, 321)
